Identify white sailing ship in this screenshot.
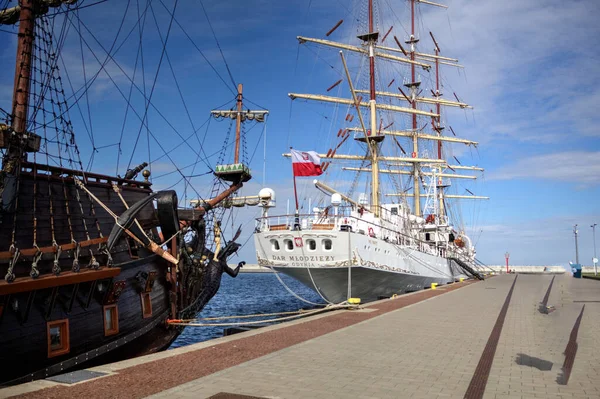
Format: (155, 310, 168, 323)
(253, 0, 489, 304)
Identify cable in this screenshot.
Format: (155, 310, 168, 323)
(127, 0, 179, 170)
(198, 0, 236, 90)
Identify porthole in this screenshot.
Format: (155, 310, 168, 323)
(307, 239, 316, 251)
(284, 239, 293, 251)
(323, 239, 332, 251)
(271, 239, 280, 251)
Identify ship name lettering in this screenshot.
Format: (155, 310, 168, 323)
(271, 255, 335, 262)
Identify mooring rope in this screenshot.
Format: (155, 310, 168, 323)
(167, 303, 357, 327)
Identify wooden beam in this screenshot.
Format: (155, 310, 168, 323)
(288, 93, 439, 117)
(297, 36, 431, 69)
(0, 267, 121, 296)
(0, 237, 108, 260)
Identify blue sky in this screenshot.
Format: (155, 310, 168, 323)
(1, 0, 599, 267)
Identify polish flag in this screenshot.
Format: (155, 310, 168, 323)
(291, 149, 323, 176)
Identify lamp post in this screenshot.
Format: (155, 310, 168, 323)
(592, 223, 598, 276)
(574, 224, 579, 265)
(505, 252, 509, 273)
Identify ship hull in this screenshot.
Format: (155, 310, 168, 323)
(255, 230, 467, 304)
(0, 164, 193, 386)
(0, 254, 177, 386)
(273, 264, 454, 304)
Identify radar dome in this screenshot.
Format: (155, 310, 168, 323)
(258, 188, 276, 207)
(331, 193, 342, 206)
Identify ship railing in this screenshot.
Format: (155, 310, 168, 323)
(256, 213, 439, 252)
(20, 161, 153, 191)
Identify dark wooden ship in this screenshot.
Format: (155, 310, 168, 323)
(0, 0, 265, 386)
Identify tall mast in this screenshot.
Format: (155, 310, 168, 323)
(1, 0, 35, 213)
(367, 0, 380, 217)
(431, 32, 445, 220)
(11, 0, 35, 138)
(409, 0, 421, 216)
(234, 83, 243, 163)
(211, 85, 268, 185)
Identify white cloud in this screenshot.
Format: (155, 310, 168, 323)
(474, 214, 598, 266)
(488, 151, 600, 184)
(417, 0, 600, 145)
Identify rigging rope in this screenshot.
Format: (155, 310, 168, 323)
(198, 0, 237, 90)
(156, 0, 236, 96)
(126, 0, 179, 171)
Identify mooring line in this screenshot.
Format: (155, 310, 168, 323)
(464, 275, 518, 399)
(559, 304, 585, 385)
(539, 275, 555, 314)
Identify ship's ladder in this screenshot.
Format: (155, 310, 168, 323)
(448, 257, 484, 280)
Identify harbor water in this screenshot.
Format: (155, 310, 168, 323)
(169, 272, 325, 349)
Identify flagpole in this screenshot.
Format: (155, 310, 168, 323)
(291, 147, 300, 230)
(293, 174, 299, 213)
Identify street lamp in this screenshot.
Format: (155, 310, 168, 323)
(574, 224, 579, 265)
(505, 252, 509, 273)
(592, 223, 598, 276)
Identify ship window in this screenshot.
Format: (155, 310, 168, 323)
(323, 239, 332, 251)
(47, 319, 70, 358)
(425, 233, 431, 241)
(141, 292, 152, 319)
(391, 207, 398, 215)
(103, 305, 119, 336)
(307, 239, 316, 251)
(284, 239, 293, 251)
(270, 239, 280, 251)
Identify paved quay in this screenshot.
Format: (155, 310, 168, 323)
(2, 274, 599, 399)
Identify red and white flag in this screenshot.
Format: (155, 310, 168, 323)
(291, 149, 323, 177)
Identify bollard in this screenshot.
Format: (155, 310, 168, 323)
(459, 277, 465, 282)
(348, 297, 361, 305)
(431, 283, 438, 290)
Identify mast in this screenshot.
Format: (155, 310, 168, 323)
(367, 0, 380, 217)
(210, 85, 268, 202)
(234, 83, 243, 163)
(1, 0, 35, 213)
(431, 31, 445, 220)
(409, 0, 421, 216)
(11, 0, 34, 138)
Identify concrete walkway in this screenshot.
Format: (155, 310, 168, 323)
(149, 275, 599, 399)
(3, 274, 599, 399)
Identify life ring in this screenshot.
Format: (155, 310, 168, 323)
(368, 227, 375, 237)
(344, 218, 348, 224)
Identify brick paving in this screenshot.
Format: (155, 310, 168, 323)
(3, 274, 599, 399)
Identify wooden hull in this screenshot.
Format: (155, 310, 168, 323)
(0, 163, 197, 385)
